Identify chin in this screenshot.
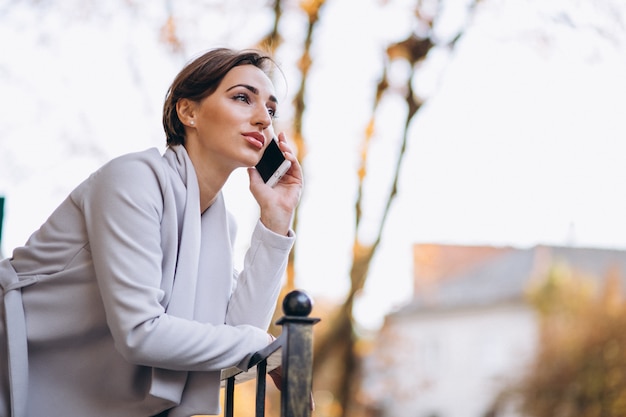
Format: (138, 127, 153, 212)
(245, 151, 264, 167)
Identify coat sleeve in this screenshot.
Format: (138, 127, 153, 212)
(73, 152, 275, 372)
(225, 220, 295, 329)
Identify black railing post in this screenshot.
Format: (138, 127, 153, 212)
(225, 376, 235, 417)
(220, 290, 319, 417)
(255, 359, 267, 417)
(276, 290, 320, 417)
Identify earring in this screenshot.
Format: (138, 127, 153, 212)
(190, 120, 195, 125)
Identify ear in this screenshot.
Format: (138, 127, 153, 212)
(176, 98, 196, 127)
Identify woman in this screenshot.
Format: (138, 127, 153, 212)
(0, 48, 302, 416)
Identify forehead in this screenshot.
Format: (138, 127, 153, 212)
(219, 65, 276, 98)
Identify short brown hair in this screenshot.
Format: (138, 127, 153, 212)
(162, 48, 276, 146)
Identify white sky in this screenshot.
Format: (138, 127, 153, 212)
(1, 0, 625, 329)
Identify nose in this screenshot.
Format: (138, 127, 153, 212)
(254, 105, 272, 129)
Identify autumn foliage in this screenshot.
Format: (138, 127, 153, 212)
(510, 264, 626, 417)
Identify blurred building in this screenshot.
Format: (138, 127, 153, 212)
(360, 244, 626, 417)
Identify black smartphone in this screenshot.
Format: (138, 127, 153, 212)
(255, 138, 292, 187)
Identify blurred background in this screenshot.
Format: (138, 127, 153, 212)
(1, 0, 626, 416)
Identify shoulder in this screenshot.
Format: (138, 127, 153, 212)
(101, 148, 166, 179)
(71, 148, 169, 208)
(93, 148, 166, 186)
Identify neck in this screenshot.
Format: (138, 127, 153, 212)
(196, 174, 223, 213)
(184, 144, 231, 213)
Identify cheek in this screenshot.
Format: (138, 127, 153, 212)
(203, 106, 239, 128)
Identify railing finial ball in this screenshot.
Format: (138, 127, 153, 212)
(283, 290, 313, 317)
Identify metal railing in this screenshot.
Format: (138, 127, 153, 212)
(220, 290, 320, 417)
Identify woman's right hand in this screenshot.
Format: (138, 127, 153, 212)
(249, 132, 303, 236)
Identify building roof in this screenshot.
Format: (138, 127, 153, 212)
(395, 244, 626, 315)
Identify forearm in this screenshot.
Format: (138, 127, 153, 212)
(117, 315, 270, 371)
(225, 220, 295, 329)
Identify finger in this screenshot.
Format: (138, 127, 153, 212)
(276, 132, 294, 154)
(282, 152, 302, 183)
(247, 167, 265, 188)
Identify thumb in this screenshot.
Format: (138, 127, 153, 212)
(248, 167, 263, 187)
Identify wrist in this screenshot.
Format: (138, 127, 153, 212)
(259, 207, 293, 236)
(260, 215, 290, 236)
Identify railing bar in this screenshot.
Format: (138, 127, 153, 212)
(225, 376, 235, 417)
(247, 335, 284, 368)
(255, 359, 268, 417)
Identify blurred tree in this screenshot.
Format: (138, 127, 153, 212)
(263, 0, 326, 337)
(306, 2, 477, 415)
(500, 265, 626, 417)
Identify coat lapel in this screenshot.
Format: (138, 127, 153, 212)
(149, 145, 235, 412)
(150, 145, 202, 404)
(168, 193, 234, 415)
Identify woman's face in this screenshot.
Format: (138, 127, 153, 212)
(186, 64, 278, 172)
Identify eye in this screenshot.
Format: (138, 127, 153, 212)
(232, 93, 250, 104)
(267, 107, 279, 119)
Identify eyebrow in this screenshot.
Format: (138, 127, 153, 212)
(226, 84, 278, 105)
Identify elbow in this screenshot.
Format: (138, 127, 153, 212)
(114, 335, 151, 365)
(113, 319, 163, 366)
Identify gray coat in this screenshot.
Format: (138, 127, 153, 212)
(0, 145, 294, 416)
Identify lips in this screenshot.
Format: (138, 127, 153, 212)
(243, 132, 265, 149)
